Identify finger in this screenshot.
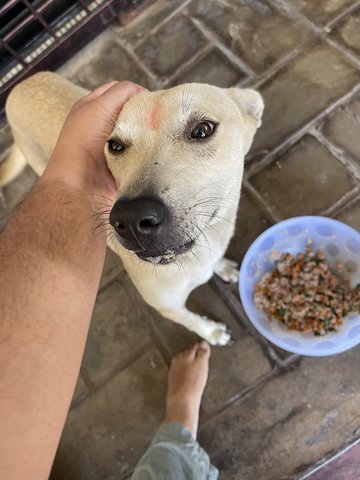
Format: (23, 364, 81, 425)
(94, 81, 146, 117)
(84, 81, 119, 101)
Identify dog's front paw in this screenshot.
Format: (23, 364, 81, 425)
(203, 320, 231, 346)
(215, 257, 239, 283)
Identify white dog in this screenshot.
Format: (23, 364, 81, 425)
(3, 73, 263, 345)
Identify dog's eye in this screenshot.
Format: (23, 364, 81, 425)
(190, 121, 216, 139)
(108, 139, 125, 153)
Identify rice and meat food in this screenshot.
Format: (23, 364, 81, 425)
(254, 248, 360, 335)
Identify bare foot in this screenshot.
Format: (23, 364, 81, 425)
(163, 341, 211, 439)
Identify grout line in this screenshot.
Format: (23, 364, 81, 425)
(78, 368, 94, 391)
(270, 0, 325, 35)
(320, 186, 360, 218)
(145, 316, 173, 367)
(245, 82, 360, 179)
(162, 44, 213, 87)
(98, 269, 126, 293)
(298, 437, 360, 479)
(323, 34, 360, 70)
(200, 368, 279, 423)
(272, 0, 360, 73)
(310, 128, 360, 181)
(327, 186, 360, 218)
(268, 0, 323, 36)
(242, 180, 281, 223)
(186, 15, 256, 78)
(77, 341, 152, 400)
(128, 0, 193, 50)
(244, 40, 312, 90)
(324, 0, 360, 32)
(110, 33, 162, 88)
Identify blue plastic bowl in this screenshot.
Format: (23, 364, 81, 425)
(239, 216, 360, 356)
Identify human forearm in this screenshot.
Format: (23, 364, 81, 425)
(0, 175, 107, 479)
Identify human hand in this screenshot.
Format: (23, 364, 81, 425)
(44, 80, 145, 198)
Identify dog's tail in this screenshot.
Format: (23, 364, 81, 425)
(0, 144, 26, 187)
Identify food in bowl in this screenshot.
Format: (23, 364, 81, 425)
(254, 248, 360, 336)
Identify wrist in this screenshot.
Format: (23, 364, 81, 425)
(43, 150, 116, 201)
(12, 176, 109, 264)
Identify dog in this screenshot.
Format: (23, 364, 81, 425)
(3, 72, 263, 345)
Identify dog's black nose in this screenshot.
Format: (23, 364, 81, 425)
(109, 197, 169, 250)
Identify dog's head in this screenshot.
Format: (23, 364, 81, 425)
(106, 84, 263, 264)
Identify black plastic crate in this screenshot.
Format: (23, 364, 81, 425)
(0, 0, 128, 116)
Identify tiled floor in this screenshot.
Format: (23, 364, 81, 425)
(301, 440, 360, 480)
(1, 1, 360, 479)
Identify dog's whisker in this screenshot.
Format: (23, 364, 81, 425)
(190, 248, 202, 267)
(89, 201, 113, 208)
(190, 220, 212, 253)
(90, 209, 112, 218)
(130, 226, 147, 251)
(191, 180, 226, 199)
(93, 215, 110, 224)
(194, 212, 234, 225)
(206, 221, 226, 240)
(87, 193, 115, 203)
(190, 196, 237, 208)
(94, 225, 111, 236)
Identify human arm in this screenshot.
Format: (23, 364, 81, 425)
(0, 81, 143, 480)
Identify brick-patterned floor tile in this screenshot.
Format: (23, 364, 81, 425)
(82, 277, 152, 385)
(286, 0, 356, 26)
(199, 348, 360, 479)
(203, 331, 272, 413)
(147, 280, 272, 412)
(250, 136, 356, 219)
(335, 199, 360, 229)
(51, 349, 167, 480)
(226, 192, 273, 263)
(171, 48, 246, 87)
(330, 7, 360, 56)
(135, 14, 207, 78)
(187, 0, 312, 73)
(253, 43, 360, 155)
(303, 441, 360, 480)
(320, 94, 360, 165)
(59, 31, 154, 90)
(115, 0, 188, 46)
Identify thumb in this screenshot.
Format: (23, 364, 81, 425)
(88, 81, 147, 119)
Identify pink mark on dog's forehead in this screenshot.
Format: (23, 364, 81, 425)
(144, 100, 163, 130)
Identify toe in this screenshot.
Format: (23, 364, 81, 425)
(175, 344, 197, 362)
(185, 343, 198, 360)
(195, 341, 211, 360)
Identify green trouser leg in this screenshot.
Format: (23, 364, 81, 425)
(131, 422, 219, 480)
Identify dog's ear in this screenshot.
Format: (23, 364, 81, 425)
(227, 88, 264, 124)
(227, 88, 264, 154)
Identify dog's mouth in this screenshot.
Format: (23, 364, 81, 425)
(135, 239, 195, 265)
(112, 207, 221, 264)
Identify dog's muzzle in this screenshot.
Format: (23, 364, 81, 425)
(109, 197, 194, 264)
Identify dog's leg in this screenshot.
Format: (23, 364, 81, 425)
(159, 306, 231, 346)
(214, 257, 239, 283)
